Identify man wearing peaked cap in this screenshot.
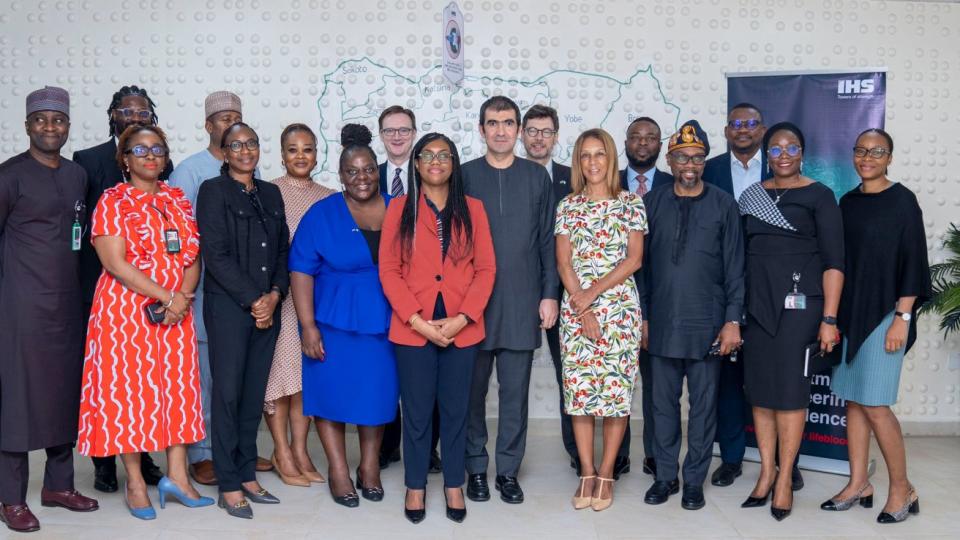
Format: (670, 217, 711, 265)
(638, 120, 746, 511)
(0, 86, 99, 533)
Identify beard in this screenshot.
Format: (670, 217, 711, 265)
(627, 152, 658, 170)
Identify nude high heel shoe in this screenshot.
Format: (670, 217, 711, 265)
(591, 477, 615, 511)
(572, 475, 595, 510)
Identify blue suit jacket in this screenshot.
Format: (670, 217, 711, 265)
(619, 167, 673, 193)
(378, 162, 389, 196)
(702, 151, 771, 198)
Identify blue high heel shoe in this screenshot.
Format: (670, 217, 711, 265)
(157, 476, 215, 509)
(124, 485, 156, 520)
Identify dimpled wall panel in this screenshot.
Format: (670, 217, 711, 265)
(1, 0, 957, 432)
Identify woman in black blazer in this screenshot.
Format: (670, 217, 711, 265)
(196, 122, 290, 519)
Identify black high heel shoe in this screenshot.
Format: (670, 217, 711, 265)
(355, 467, 384, 502)
(820, 483, 873, 511)
(742, 477, 777, 508)
(404, 489, 426, 524)
(770, 489, 792, 521)
(445, 488, 466, 523)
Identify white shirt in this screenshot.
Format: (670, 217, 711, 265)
(730, 148, 763, 200)
(386, 160, 407, 196)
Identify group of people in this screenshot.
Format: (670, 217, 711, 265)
(0, 84, 930, 533)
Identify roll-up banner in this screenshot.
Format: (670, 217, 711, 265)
(726, 69, 887, 474)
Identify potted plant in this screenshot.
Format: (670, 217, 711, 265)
(920, 223, 960, 337)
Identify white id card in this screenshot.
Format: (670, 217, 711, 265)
(784, 292, 807, 310)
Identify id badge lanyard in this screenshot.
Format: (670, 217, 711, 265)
(784, 272, 806, 310)
(71, 200, 84, 251)
(150, 200, 181, 254)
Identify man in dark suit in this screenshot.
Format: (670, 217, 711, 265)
(71, 85, 172, 494)
(377, 105, 417, 197)
(701, 103, 804, 491)
(375, 105, 443, 472)
(616, 116, 674, 479)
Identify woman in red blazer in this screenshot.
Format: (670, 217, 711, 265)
(379, 132, 496, 524)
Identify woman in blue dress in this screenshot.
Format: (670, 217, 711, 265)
(289, 124, 397, 508)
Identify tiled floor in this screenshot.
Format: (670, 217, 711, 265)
(10, 428, 957, 539)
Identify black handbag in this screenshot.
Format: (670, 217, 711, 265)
(803, 341, 842, 377)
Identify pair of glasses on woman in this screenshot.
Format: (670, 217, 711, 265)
(853, 146, 891, 158)
(768, 144, 802, 158)
(124, 144, 168, 157)
(417, 151, 453, 163)
(227, 139, 260, 153)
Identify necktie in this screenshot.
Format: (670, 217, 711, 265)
(391, 167, 403, 197)
(636, 175, 648, 196)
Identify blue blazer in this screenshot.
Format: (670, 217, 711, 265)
(619, 167, 673, 193)
(378, 162, 389, 196)
(702, 151, 771, 197)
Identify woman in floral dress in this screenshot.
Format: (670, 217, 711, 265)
(555, 128, 646, 512)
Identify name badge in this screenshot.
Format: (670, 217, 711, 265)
(784, 272, 806, 310)
(164, 229, 181, 253)
(71, 220, 82, 251)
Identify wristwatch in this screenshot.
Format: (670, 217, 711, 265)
(821, 315, 838, 326)
(895, 311, 912, 322)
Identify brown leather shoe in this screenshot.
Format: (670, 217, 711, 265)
(191, 460, 218, 486)
(256, 456, 274, 472)
(40, 488, 99, 512)
(0, 503, 40, 533)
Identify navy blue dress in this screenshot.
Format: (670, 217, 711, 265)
(288, 193, 398, 425)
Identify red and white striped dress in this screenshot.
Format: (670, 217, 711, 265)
(77, 182, 204, 456)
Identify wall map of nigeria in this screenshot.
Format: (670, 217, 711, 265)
(313, 57, 682, 185)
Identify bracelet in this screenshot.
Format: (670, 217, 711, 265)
(163, 290, 175, 309)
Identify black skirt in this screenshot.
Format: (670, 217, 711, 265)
(742, 296, 822, 411)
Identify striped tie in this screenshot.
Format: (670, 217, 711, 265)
(391, 167, 403, 197)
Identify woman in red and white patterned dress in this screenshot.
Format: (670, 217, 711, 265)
(78, 126, 211, 519)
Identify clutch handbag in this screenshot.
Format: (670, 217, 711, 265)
(803, 340, 842, 378)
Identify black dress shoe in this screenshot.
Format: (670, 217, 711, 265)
(569, 456, 582, 476)
(140, 453, 163, 486)
(644, 479, 679, 505)
(466, 474, 489, 502)
(444, 489, 466, 523)
(681, 485, 705, 510)
(791, 464, 804, 491)
(642, 457, 656, 476)
(93, 462, 118, 493)
(612, 456, 631, 480)
(428, 450, 442, 474)
(355, 467, 384, 502)
(711, 462, 742, 487)
(494, 475, 524, 504)
(379, 448, 401, 470)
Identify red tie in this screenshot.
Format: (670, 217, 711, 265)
(636, 176, 648, 196)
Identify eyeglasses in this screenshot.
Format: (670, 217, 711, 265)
(417, 151, 453, 163)
(853, 146, 891, 159)
(344, 165, 378, 178)
(728, 119, 761, 130)
(116, 108, 153, 121)
(227, 139, 260, 153)
(124, 144, 168, 157)
(380, 127, 415, 137)
(523, 127, 557, 138)
(767, 144, 802, 158)
(669, 153, 706, 165)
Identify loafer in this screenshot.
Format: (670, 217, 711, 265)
(711, 462, 742, 487)
(93, 461, 118, 493)
(644, 479, 679, 505)
(140, 453, 164, 486)
(612, 456, 631, 480)
(379, 447, 401, 470)
(642, 457, 656, 476)
(0, 504, 40, 533)
(40, 488, 99, 512)
(190, 460, 217, 486)
(466, 474, 489, 502)
(791, 464, 804, 491)
(681, 484, 705, 510)
(241, 486, 280, 504)
(494, 475, 524, 504)
(428, 449, 443, 474)
(355, 467, 384, 502)
(217, 494, 253, 519)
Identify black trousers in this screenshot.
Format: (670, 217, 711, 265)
(546, 323, 633, 460)
(715, 356, 747, 465)
(381, 404, 441, 459)
(395, 343, 477, 489)
(205, 292, 279, 493)
(651, 355, 722, 487)
(0, 444, 73, 505)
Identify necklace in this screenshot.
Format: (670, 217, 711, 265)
(771, 177, 800, 204)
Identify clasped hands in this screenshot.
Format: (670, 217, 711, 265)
(410, 313, 469, 347)
(570, 286, 601, 341)
(251, 291, 281, 329)
(160, 290, 194, 325)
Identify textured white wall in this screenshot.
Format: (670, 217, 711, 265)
(1, 0, 957, 430)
